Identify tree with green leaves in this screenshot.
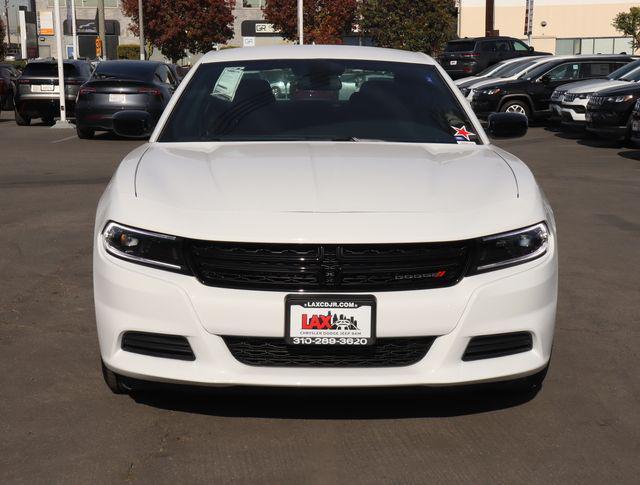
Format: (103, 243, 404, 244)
(0, 18, 6, 61)
(120, 0, 236, 62)
(263, 0, 357, 44)
(613, 7, 640, 52)
(358, 0, 457, 55)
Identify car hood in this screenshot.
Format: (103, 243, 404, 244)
(471, 78, 526, 92)
(455, 76, 481, 87)
(134, 142, 517, 214)
(561, 79, 630, 94)
(592, 82, 640, 96)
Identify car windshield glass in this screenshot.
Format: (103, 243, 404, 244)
(521, 61, 561, 80)
(445, 41, 476, 52)
(159, 59, 479, 144)
(92, 62, 154, 81)
(475, 62, 508, 77)
(22, 63, 81, 77)
(498, 59, 539, 78)
(614, 60, 640, 80)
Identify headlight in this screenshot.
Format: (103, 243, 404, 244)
(102, 222, 190, 273)
(481, 88, 502, 96)
(607, 94, 634, 103)
(460, 87, 470, 96)
(469, 223, 549, 274)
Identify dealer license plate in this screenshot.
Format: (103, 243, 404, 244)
(285, 295, 376, 346)
(450, 60, 457, 66)
(109, 94, 126, 103)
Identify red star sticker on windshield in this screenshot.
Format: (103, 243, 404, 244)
(451, 125, 475, 141)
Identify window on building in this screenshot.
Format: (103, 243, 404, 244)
(556, 37, 633, 55)
(243, 0, 265, 7)
(47, 0, 119, 5)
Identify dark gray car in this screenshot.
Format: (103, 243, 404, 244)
(74, 60, 178, 139)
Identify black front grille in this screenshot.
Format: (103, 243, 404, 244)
(223, 337, 435, 367)
(185, 241, 471, 292)
(121, 331, 195, 361)
(588, 96, 606, 108)
(462, 332, 533, 361)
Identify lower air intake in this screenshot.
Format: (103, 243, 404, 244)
(462, 332, 533, 361)
(223, 337, 435, 367)
(121, 331, 195, 361)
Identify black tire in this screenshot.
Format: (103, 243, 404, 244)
(500, 99, 531, 118)
(76, 125, 95, 139)
(101, 361, 130, 394)
(14, 110, 30, 126)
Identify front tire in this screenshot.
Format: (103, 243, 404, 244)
(76, 125, 95, 139)
(101, 361, 129, 394)
(15, 110, 30, 126)
(500, 99, 531, 118)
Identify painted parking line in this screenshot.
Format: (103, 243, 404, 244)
(51, 134, 78, 144)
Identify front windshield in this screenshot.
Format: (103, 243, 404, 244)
(498, 59, 540, 78)
(614, 60, 640, 81)
(476, 61, 510, 77)
(159, 59, 479, 144)
(521, 61, 557, 80)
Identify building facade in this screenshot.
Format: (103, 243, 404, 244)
(459, 0, 637, 54)
(30, 0, 285, 62)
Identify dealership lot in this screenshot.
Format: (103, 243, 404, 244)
(1, 110, 639, 484)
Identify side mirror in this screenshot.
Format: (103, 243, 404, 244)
(487, 112, 528, 138)
(112, 110, 154, 138)
(528, 46, 534, 52)
(539, 75, 550, 84)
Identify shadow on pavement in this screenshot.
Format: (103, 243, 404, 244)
(618, 150, 640, 161)
(128, 383, 540, 419)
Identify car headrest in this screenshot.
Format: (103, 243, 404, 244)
(234, 78, 275, 105)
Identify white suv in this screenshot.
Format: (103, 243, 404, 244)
(94, 46, 557, 394)
(552, 59, 640, 126)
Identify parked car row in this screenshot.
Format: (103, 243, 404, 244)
(449, 50, 640, 144)
(5, 58, 187, 139)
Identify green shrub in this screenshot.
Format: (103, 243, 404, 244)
(117, 44, 140, 60)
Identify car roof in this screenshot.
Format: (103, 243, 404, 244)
(96, 60, 163, 68)
(448, 36, 520, 42)
(200, 45, 433, 65)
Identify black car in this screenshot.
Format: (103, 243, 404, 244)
(0, 63, 21, 110)
(14, 60, 92, 125)
(470, 55, 633, 119)
(440, 36, 550, 79)
(585, 83, 640, 141)
(629, 99, 640, 144)
(75, 60, 179, 139)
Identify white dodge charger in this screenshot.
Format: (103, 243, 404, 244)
(94, 45, 557, 394)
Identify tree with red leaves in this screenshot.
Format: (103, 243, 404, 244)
(263, 0, 357, 44)
(121, 0, 236, 62)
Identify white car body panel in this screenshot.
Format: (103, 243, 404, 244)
(95, 45, 557, 388)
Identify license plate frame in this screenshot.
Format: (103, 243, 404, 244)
(285, 295, 377, 346)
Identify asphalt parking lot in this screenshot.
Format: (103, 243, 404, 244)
(1, 109, 639, 484)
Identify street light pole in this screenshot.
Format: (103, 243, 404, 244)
(4, 0, 11, 45)
(138, 0, 145, 60)
(70, 0, 78, 59)
(97, 0, 106, 59)
(297, 0, 303, 45)
(53, 0, 69, 125)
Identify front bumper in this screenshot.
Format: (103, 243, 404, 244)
(95, 230, 558, 388)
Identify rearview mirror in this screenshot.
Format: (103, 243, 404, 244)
(486, 112, 528, 138)
(112, 110, 154, 138)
